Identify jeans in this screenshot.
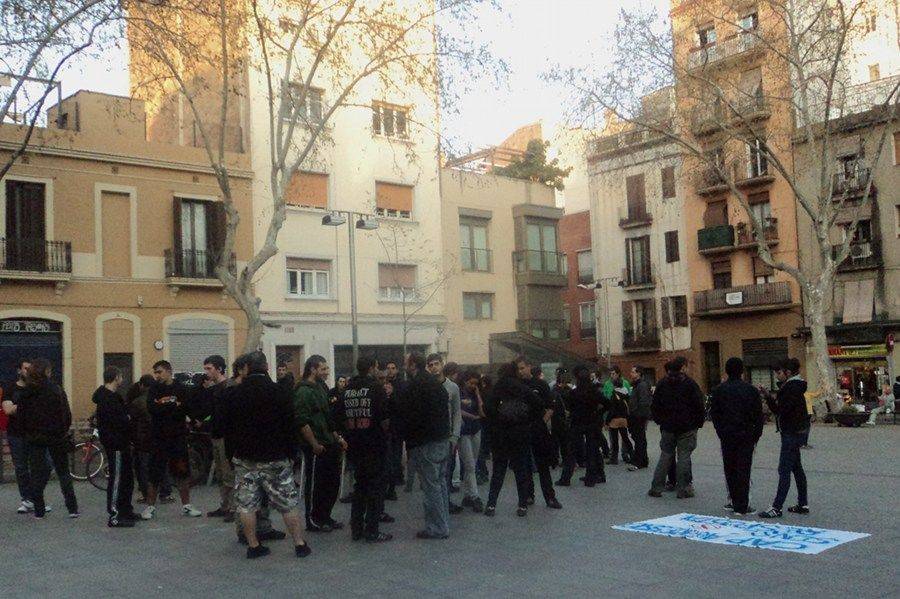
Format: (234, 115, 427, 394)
(773, 430, 809, 510)
(609, 427, 634, 462)
(7, 433, 32, 501)
(28, 441, 78, 517)
(628, 418, 649, 468)
(409, 439, 450, 537)
(651, 430, 698, 493)
(487, 443, 531, 508)
(458, 431, 481, 500)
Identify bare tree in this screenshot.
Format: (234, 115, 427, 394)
(556, 0, 899, 412)
(128, 0, 500, 351)
(0, 0, 120, 178)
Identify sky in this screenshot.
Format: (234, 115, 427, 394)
(56, 0, 669, 153)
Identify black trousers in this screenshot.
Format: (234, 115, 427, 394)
(487, 444, 530, 508)
(526, 431, 557, 504)
(559, 424, 605, 484)
(721, 438, 755, 512)
(609, 427, 634, 462)
(28, 441, 78, 517)
(302, 444, 341, 527)
(105, 448, 135, 522)
(597, 424, 610, 458)
(349, 451, 386, 537)
(628, 418, 649, 468)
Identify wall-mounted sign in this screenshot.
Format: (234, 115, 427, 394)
(828, 344, 886, 359)
(0, 320, 60, 334)
(725, 292, 744, 306)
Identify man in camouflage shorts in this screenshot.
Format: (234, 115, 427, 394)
(216, 351, 311, 559)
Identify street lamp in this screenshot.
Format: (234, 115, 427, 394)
(322, 210, 379, 369)
(578, 277, 623, 369)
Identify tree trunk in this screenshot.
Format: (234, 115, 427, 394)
(805, 293, 838, 419)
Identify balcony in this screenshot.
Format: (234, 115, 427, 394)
(832, 242, 881, 272)
(695, 166, 729, 196)
(832, 169, 874, 200)
(735, 219, 779, 249)
(687, 32, 763, 70)
(623, 327, 661, 352)
(518, 319, 567, 340)
(590, 120, 674, 158)
(698, 224, 735, 254)
(691, 96, 771, 138)
(622, 264, 655, 291)
(378, 286, 420, 303)
(693, 281, 792, 317)
(460, 247, 492, 273)
(0, 238, 72, 286)
(618, 206, 653, 229)
(733, 159, 775, 189)
(514, 250, 567, 287)
(164, 248, 234, 289)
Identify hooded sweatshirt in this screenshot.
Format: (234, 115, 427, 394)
(651, 371, 705, 435)
(17, 381, 72, 445)
(766, 375, 809, 433)
(93, 386, 131, 451)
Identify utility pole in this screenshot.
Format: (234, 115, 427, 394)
(579, 276, 622, 369)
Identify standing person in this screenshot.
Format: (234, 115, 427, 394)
(1, 359, 34, 513)
(627, 365, 653, 471)
(399, 352, 451, 539)
(17, 359, 78, 519)
(93, 367, 138, 527)
(425, 354, 463, 515)
(557, 365, 606, 487)
(601, 366, 630, 463)
(199, 355, 234, 521)
(648, 357, 705, 499)
(216, 351, 311, 559)
(125, 375, 154, 503)
(334, 356, 392, 543)
(483, 362, 535, 517)
(475, 374, 494, 485)
(384, 360, 405, 492)
(276, 360, 295, 393)
(382, 378, 400, 501)
(523, 363, 562, 509)
(709, 358, 764, 515)
(458, 370, 485, 513)
(295, 355, 347, 532)
(759, 358, 811, 518)
(606, 383, 633, 465)
(141, 360, 202, 520)
(550, 368, 572, 469)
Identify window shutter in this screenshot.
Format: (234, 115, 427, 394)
(375, 182, 413, 212)
(661, 296, 671, 329)
(173, 197, 183, 256)
(675, 296, 688, 327)
(747, 191, 769, 205)
(704, 201, 728, 227)
(711, 259, 731, 274)
(894, 131, 900, 165)
(378, 263, 416, 288)
(285, 171, 328, 208)
(661, 166, 676, 199)
(626, 174, 646, 216)
(622, 300, 633, 335)
(645, 298, 658, 329)
(752, 256, 774, 277)
(372, 105, 381, 134)
(286, 257, 331, 271)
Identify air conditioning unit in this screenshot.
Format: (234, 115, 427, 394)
(850, 242, 872, 259)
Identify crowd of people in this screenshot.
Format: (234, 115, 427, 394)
(0, 350, 823, 558)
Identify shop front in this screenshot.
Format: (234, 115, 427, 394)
(829, 344, 891, 405)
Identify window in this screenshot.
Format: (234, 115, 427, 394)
(868, 64, 880, 82)
(864, 11, 877, 33)
(753, 257, 774, 284)
(378, 263, 417, 301)
(698, 25, 717, 47)
(462, 293, 493, 320)
(843, 219, 873, 244)
(632, 298, 656, 335)
(625, 235, 652, 285)
(664, 230, 680, 263)
(711, 259, 732, 289)
(661, 166, 676, 199)
(285, 171, 328, 209)
(747, 138, 768, 178)
(704, 200, 729, 227)
(626, 174, 647, 219)
(660, 295, 688, 328)
(750, 199, 772, 228)
(560, 253, 568, 275)
(4, 180, 47, 271)
(579, 302, 596, 338)
(284, 85, 323, 125)
(372, 101, 408, 139)
(375, 182, 413, 219)
(460, 220, 489, 271)
(739, 11, 759, 33)
(287, 258, 331, 298)
(525, 221, 559, 272)
(577, 250, 593, 284)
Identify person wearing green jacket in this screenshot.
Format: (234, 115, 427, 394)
(600, 366, 631, 463)
(294, 355, 347, 533)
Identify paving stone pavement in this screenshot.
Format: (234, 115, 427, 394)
(0, 424, 896, 598)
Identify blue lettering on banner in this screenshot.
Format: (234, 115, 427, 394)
(613, 513, 869, 555)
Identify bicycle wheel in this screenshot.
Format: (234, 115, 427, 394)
(69, 443, 98, 481)
(88, 450, 109, 491)
(187, 445, 208, 488)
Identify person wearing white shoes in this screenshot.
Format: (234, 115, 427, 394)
(141, 360, 201, 520)
(2, 359, 36, 514)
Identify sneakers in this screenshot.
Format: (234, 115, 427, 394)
(207, 507, 229, 518)
(339, 494, 353, 504)
(295, 542, 312, 557)
(723, 503, 734, 511)
(306, 521, 333, 533)
(758, 507, 783, 518)
(787, 505, 810, 514)
(365, 532, 393, 543)
(546, 498, 563, 510)
(484, 505, 496, 517)
(182, 504, 202, 517)
(516, 506, 528, 517)
(141, 506, 156, 520)
(470, 498, 484, 513)
(676, 487, 696, 499)
(68, 512, 81, 519)
(327, 519, 344, 530)
(246, 545, 271, 559)
(17, 500, 34, 514)
(664, 483, 676, 492)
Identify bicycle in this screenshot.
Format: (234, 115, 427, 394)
(69, 428, 108, 490)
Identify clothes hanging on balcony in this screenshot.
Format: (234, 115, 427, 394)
(841, 279, 875, 324)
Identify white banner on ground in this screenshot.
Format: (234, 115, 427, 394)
(613, 513, 869, 555)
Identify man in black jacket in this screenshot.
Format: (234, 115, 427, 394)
(627, 365, 653, 471)
(523, 362, 562, 509)
(649, 357, 705, 498)
(709, 358, 764, 515)
(557, 365, 606, 487)
(217, 351, 311, 559)
(399, 352, 451, 539)
(93, 367, 137, 527)
(759, 358, 810, 518)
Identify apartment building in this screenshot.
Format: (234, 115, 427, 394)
(0, 91, 252, 416)
(671, 0, 805, 391)
(558, 210, 599, 360)
(587, 87, 693, 381)
(441, 167, 566, 367)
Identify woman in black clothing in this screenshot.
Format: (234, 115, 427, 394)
(483, 363, 538, 518)
(17, 358, 79, 519)
(606, 386, 633, 465)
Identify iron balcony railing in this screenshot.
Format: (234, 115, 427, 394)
(623, 262, 654, 287)
(736, 218, 779, 246)
(0, 237, 72, 274)
(688, 32, 762, 70)
(832, 168, 872, 198)
(623, 327, 661, 351)
(164, 248, 235, 279)
(694, 281, 792, 314)
(460, 247, 492, 272)
(831, 241, 880, 271)
(514, 250, 565, 275)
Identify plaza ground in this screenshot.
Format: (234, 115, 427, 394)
(1, 424, 896, 599)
